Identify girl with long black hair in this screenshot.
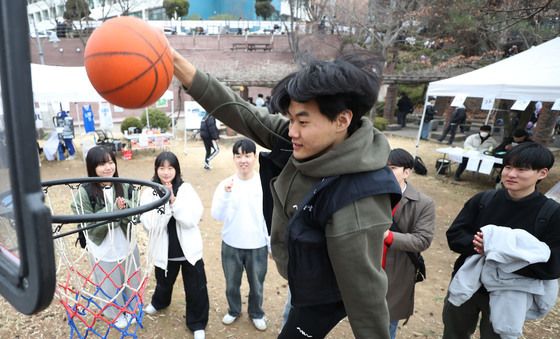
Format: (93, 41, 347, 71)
(140, 151, 208, 339)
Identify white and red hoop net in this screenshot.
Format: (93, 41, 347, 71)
(42, 177, 169, 339)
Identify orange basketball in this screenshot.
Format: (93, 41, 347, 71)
(84, 16, 173, 109)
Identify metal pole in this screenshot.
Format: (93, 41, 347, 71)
(145, 107, 150, 129)
(31, 17, 45, 64)
(414, 95, 430, 157)
(171, 99, 175, 138)
(75, 102, 83, 135)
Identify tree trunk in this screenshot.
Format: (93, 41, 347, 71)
(382, 48, 398, 122)
(532, 104, 558, 145)
(384, 84, 398, 122)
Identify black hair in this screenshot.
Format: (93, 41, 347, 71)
(387, 148, 414, 170)
(428, 96, 436, 101)
(232, 138, 256, 155)
(503, 142, 554, 170)
(269, 52, 382, 135)
(85, 145, 124, 200)
(513, 128, 529, 138)
(152, 151, 183, 196)
(480, 125, 492, 132)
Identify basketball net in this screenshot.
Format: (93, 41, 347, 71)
(45, 182, 159, 339)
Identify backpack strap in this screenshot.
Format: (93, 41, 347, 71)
(479, 189, 497, 210)
(478, 189, 559, 238)
(535, 198, 560, 238)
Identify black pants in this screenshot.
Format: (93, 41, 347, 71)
(454, 157, 468, 179)
(397, 111, 408, 127)
(442, 290, 500, 339)
(439, 123, 459, 144)
(202, 137, 219, 164)
(151, 259, 209, 332)
(278, 301, 346, 339)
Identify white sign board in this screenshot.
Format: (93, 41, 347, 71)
(156, 98, 168, 108)
(450, 94, 467, 107)
(98, 102, 113, 130)
(481, 97, 495, 110)
(184, 101, 207, 130)
(511, 99, 531, 111)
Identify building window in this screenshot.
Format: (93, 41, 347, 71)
(35, 12, 42, 22)
(42, 9, 49, 21)
(57, 5, 64, 17)
(147, 7, 166, 21)
(129, 11, 143, 19)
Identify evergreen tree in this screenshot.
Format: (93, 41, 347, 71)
(63, 0, 90, 20)
(255, 0, 275, 20)
(163, 0, 189, 19)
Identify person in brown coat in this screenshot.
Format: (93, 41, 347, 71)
(385, 148, 436, 339)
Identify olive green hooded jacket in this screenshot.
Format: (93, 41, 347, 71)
(188, 71, 392, 338)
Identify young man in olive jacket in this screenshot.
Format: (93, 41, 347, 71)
(172, 49, 400, 338)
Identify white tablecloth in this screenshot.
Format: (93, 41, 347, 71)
(436, 147, 503, 175)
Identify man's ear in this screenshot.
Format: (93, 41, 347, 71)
(537, 168, 549, 181)
(336, 110, 353, 132)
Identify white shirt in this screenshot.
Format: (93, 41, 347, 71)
(140, 183, 204, 269)
(463, 133, 498, 151)
(255, 97, 265, 107)
(86, 187, 133, 262)
(211, 174, 269, 249)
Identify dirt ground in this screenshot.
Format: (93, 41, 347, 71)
(1, 132, 559, 338)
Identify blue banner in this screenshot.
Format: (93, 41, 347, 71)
(82, 104, 95, 133)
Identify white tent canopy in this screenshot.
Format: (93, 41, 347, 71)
(415, 37, 560, 153)
(426, 37, 560, 102)
(30, 63, 173, 103)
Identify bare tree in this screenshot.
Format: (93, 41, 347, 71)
(363, 0, 425, 121)
(284, 0, 307, 63)
(115, 0, 136, 16)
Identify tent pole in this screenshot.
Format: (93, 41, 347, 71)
(145, 107, 150, 129)
(75, 102, 83, 136)
(414, 94, 430, 157)
(171, 99, 175, 138)
(485, 108, 494, 125)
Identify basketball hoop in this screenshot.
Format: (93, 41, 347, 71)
(42, 177, 170, 339)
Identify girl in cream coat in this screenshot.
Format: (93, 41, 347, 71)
(140, 151, 208, 339)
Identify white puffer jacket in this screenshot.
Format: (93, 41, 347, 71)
(140, 183, 204, 270)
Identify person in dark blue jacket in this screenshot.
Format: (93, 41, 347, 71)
(199, 114, 220, 169)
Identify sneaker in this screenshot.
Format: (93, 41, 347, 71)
(193, 330, 205, 339)
(114, 314, 129, 329)
(144, 303, 157, 315)
(252, 317, 267, 331)
(203, 164, 211, 170)
(67, 155, 75, 160)
(127, 313, 137, 325)
(222, 313, 237, 325)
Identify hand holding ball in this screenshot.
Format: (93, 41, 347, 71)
(84, 16, 173, 109)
